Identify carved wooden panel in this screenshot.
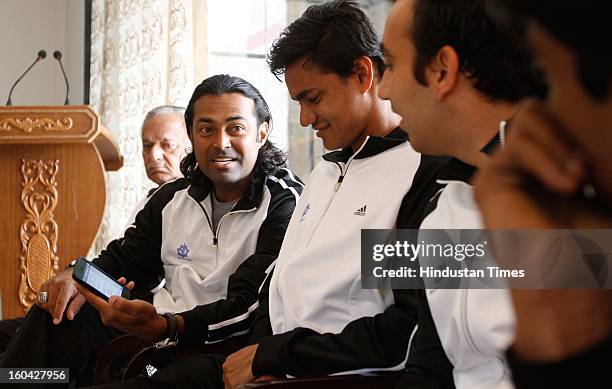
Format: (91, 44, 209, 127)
(0, 106, 97, 144)
(18, 159, 60, 311)
(0, 117, 73, 133)
(0, 106, 118, 320)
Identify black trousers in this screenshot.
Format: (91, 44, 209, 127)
(0, 303, 122, 388)
(0, 317, 22, 353)
(0, 305, 226, 389)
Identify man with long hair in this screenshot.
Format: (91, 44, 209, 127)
(0, 75, 303, 388)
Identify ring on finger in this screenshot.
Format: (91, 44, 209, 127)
(38, 291, 49, 304)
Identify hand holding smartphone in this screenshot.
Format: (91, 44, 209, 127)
(72, 258, 130, 301)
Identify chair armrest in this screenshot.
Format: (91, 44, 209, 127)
(122, 334, 250, 381)
(237, 372, 403, 389)
(92, 334, 153, 385)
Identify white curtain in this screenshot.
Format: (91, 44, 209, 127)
(89, 0, 206, 253)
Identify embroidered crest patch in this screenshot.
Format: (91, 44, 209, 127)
(177, 243, 190, 259)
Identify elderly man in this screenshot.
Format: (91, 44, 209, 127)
(141, 105, 191, 186)
(124, 106, 192, 226)
(0, 75, 302, 389)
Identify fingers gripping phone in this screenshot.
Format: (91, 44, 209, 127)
(72, 258, 130, 301)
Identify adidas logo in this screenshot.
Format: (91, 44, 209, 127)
(354, 205, 367, 216)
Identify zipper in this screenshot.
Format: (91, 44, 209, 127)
(194, 199, 216, 246)
(214, 207, 256, 248)
(212, 207, 255, 267)
(192, 195, 257, 264)
(460, 288, 482, 355)
(305, 137, 369, 246)
(334, 173, 344, 191)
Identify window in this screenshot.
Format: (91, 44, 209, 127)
(207, 0, 289, 152)
(206, 0, 392, 179)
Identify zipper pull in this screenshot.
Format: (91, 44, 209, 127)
(334, 175, 344, 191)
(213, 236, 218, 246)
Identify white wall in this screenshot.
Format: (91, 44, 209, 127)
(366, 0, 393, 36)
(0, 0, 85, 106)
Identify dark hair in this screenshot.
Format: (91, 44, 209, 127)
(181, 74, 287, 186)
(495, 0, 611, 100)
(267, 0, 385, 78)
(410, 0, 543, 102)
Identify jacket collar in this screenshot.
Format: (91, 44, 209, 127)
(436, 158, 477, 184)
(187, 171, 266, 211)
(437, 132, 503, 184)
(147, 187, 159, 198)
(480, 132, 503, 156)
(321, 127, 409, 163)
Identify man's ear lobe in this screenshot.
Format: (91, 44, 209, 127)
(257, 122, 270, 145)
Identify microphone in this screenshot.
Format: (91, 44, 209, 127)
(6, 50, 47, 106)
(53, 50, 70, 105)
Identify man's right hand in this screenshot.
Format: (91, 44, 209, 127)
(36, 268, 86, 324)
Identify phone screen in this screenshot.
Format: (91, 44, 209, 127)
(82, 263, 124, 298)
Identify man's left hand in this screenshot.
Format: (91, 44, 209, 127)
(223, 344, 259, 389)
(75, 279, 167, 340)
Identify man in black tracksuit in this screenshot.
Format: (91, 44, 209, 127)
(0, 75, 303, 388)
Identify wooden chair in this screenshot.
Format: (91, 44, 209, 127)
(238, 372, 403, 389)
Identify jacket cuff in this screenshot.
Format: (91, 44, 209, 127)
(177, 309, 209, 344)
(252, 333, 292, 377)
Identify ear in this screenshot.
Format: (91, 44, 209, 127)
(256, 121, 270, 145)
(353, 56, 375, 94)
(426, 45, 460, 101)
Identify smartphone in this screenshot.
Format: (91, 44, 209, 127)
(72, 258, 130, 301)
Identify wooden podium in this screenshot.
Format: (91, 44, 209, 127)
(0, 105, 123, 319)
